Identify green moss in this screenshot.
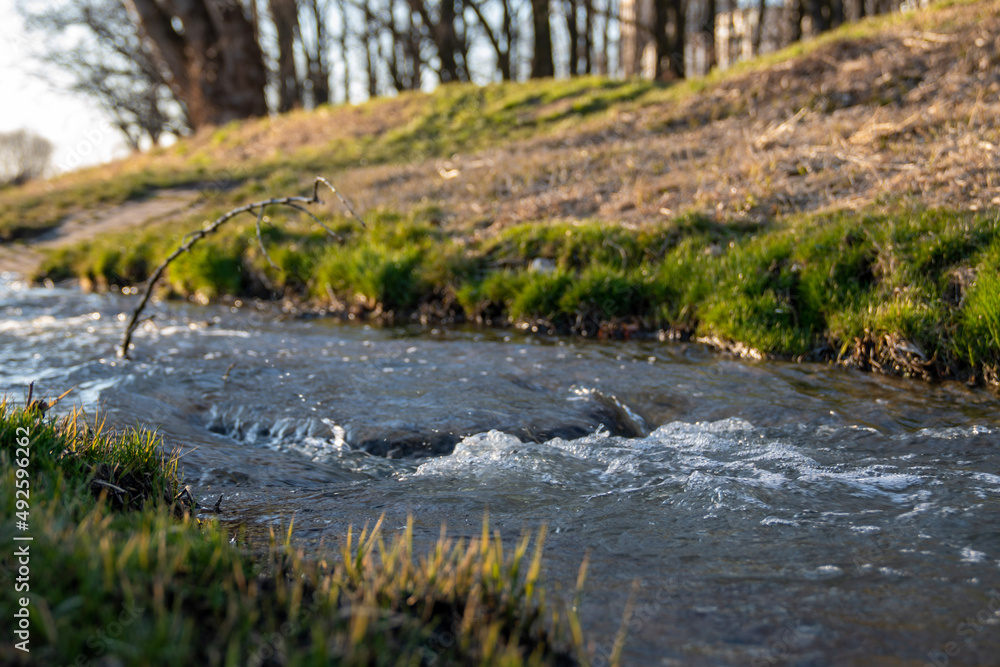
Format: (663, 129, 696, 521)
(314, 244, 425, 310)
(456, 270, 528, 322)
(953, 240, 1000, 368)
(559, 265, 649, 321)
(167, 238, 248, 299)
(510, 270, 574, 321)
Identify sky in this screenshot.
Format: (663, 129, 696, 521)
(0, 0, 128, 173)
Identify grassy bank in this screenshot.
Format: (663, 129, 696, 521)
(0, 75, 652, 244)
(3, 0, 995, 244)
(38, 201, 1000, 386)
(0, 400, 591, 665)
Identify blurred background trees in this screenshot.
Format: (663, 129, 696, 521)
(0, 129, 53, 186)
(18, 0, 914, 145)
(20, 0, 187, 150)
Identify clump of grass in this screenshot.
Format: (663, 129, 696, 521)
(166, 235, 248, 300)
(379, 77, 652, 161)
(0, 400, 588, 666)
(314, 243, 426, 311)
(0, 400, 182, 513)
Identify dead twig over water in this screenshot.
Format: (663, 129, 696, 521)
(118, 177, 364, 359)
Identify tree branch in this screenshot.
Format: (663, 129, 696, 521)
(118, 177, 365, 359)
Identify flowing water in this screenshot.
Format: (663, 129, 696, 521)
(3, 275, 999, 666)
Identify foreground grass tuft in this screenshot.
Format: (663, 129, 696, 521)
(0, 400, 587, 665)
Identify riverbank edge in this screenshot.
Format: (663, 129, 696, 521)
(36, 202, 1000, 393)
(0, 401, 592, 665)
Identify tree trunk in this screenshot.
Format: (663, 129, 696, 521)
(531, 0, 555, 78)
(807, 0, 830, 33)
(363, 5, 378, 98)
(270, 0, 301, 112)
(672, 0, 685, 78)
(337, 0, 351, 103)
(501, 0, 514, 79)
(653, 0, 685, 79)
(704, 0, 716, 72)
(408, 0, 468, 84)
(565, 0, 580, 76)
(830, 0, 844, 28)
(123, 0, 268, 128)
(790, 0, 804, 42)
(620, 0, 641, 76)
(601, 0, 613, 74)
(306, 0, 331, 106)
(436, 0, 464, 82)
(753, 0, 766, 55)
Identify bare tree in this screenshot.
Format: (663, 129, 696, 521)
(302, 0, 333, 105)
(406, 0, 471, 83)
(752, 0, 766, 54)
(563, 0, 580, 75)
(830, 0, 845, 28)
(122, 0, 269, 128)
(701, 0, 716, 73)
(582, 0, 594, 74)
(387, 0, 425, 90)
(0, 129, 54, 187)
(652, 0, 685, 79)
(336, 0, 353, 102)
(464, 0, 516, 80)
(362, 3, 381, 97)
(271, 0, 302, 112)
(19, 0, 187, 150)
(531, 0, 555, 78)
(620, 0, 651, 77)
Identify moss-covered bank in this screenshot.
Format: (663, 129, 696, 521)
(38, 202, 1000, 387)
(0, 400, 592, 665)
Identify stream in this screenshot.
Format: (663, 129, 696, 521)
(2, 275, 999, 666)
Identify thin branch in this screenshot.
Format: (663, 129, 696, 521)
(118, 177, 364, 359)
(254, 205, 279, 271)
(315, 176, 366, 228)
(282, 202, 343, 240)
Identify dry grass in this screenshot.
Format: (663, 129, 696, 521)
(316, 0, 1000, 236)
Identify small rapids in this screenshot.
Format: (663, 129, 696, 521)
(2, 276, 999, 665)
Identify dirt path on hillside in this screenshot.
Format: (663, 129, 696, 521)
(0, 188, 203, 277)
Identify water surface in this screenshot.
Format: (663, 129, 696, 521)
(2, 276, 998, 666)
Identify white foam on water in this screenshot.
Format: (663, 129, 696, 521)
(404, 417, 945, 514)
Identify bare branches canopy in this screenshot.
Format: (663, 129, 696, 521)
(19, 0, 914, 143)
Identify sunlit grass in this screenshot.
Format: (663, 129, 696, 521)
(0, 400, 588, 666)
(41, 203, 1000, 381)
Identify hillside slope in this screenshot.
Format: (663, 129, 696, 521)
(3, 0, 1000, 385)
